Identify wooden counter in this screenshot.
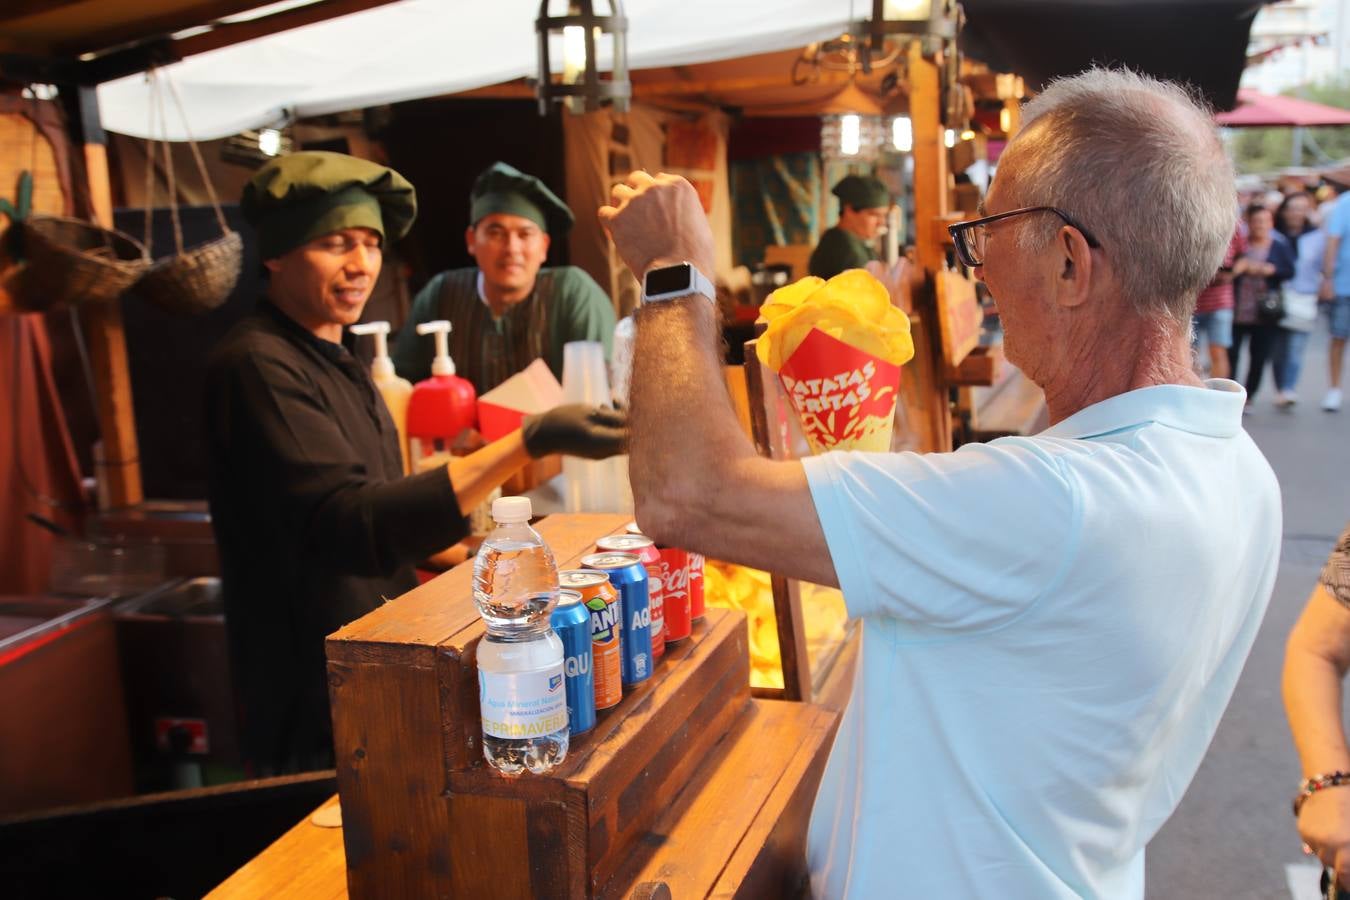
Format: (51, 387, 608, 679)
(211, 513, 841, 898)
(211, 698, 835, 899)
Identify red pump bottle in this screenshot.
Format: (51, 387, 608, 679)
(406, 320, 477, 466)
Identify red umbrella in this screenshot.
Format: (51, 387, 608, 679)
(1216, 89, 1350, 127)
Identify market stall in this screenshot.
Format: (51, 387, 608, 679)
(0, 1, 1279, 896)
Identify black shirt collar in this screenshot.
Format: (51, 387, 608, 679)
(258, 298, 357, 363)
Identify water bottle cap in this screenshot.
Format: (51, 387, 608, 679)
(491, 496, 533, 523)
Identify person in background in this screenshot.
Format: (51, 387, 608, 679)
(393, 161, 616, 393)
(1319, 168, 1350, 412)
(1193, 225, 1245, 380)
(1230, 202, 1295, 410)
(601, 68, 1279, 897)
(1283, 525, 1350, 893)
(207, 152, 626, 775)
(808, 174, 891, 280)
(1272, 191, 1325, 407)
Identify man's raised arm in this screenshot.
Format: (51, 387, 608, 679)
(599, 172, 837, 587)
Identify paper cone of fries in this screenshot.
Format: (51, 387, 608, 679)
(756, 269, 914, 454)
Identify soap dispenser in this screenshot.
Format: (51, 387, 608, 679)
(406, 320, 478, 467)
(350, 321, 413, 474)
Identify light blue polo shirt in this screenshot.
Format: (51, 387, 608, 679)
(1325, 192, 1350, 296)
(802, 380, 1280, 899)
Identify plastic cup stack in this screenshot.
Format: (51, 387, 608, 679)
(561, 341, 631, 513)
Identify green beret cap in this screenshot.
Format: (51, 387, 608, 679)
(469, 161, 574, 235)
(832, 174, 891, 211)
(241, 151, 417, 260)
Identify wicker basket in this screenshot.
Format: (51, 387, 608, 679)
(135, 228, 243, 315)
(8, 215, 150, 312)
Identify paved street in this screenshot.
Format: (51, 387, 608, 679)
(1145, 321, 1350, 899)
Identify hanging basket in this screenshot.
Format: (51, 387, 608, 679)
(9, 215, 150, 312)
(135, 228, 243, 315)
(130, 67, 244, 316)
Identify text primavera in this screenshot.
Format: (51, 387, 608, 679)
(483, 713, 568, 737)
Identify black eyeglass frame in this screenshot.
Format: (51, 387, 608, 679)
(947, 206, 1101, 268)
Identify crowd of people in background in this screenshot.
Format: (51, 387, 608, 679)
(1194, 169, 1350, 413)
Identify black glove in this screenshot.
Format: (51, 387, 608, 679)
(522, 403, 628, 460)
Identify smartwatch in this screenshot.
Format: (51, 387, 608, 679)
(642, 262, 716, 306)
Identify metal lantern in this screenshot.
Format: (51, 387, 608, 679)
(869, 0, 961, 41)
(535, 0, 630, 116)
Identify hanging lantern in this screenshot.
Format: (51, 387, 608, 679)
(869, 0, 960, 41)
(535, 0, 630, 116)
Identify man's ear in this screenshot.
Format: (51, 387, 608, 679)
(1054, 225, 1093, 309)
(540, 231, 551, 257)
(263, 258, 282, 274)
(464, 226, 478, 258)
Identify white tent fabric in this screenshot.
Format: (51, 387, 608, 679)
(98, 0, 852, 140)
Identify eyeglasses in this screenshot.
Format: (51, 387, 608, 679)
(947, 206, 1101, 268)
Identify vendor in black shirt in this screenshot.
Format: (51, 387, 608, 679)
(206, 152, 625, 775)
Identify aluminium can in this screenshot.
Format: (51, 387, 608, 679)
(625, 521, 702, 632)
(688, 552, 705, 622)
(596, 534, 665, 659)
(560, 568, 623, 710)
(550, 588, 596, 736)
(579, 551, 652, 688)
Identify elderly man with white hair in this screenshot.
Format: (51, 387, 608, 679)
(600, 67, 1280, 899)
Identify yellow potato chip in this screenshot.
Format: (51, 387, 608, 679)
(815, 268, 891, 321)
(756, 270, 915, 373)
(759, 276, 825, 321)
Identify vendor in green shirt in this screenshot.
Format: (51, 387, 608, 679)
(393, 161, 616, 392)
(808, 174, 892, 280)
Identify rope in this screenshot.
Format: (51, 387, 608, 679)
(163, 69, 231, 237)
(143, 69, 158, 253)
(153, 73, 184, 256)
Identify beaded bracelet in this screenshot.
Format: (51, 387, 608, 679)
(1293, 772, 1350, 816)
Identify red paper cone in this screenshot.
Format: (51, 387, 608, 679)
(778, 328, 902, 454)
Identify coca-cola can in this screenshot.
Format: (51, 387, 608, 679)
(688, 552, 705, 622)
(596, 534, 665, 660)
(654, 546, 693, 643)
(624, 522, 698, 639)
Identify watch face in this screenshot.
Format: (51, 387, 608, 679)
(645, 264, 693, 296)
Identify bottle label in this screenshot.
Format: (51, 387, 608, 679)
(479, 664, 568, 739)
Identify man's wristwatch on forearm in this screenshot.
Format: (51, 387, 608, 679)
(642, 262, 716, 306)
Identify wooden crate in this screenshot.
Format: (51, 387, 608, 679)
(209, 694, 838, 900)
(327, 513, 758, 899)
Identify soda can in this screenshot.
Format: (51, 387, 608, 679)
(550, 589, 596, 736)
(580, 552, 652, 688)
(688, 552, 706, 622)
(596, 534, 665, 660)
(560, 569, 623, 710)
(656, 546, 694, 643)
(623, 523, 698, 638)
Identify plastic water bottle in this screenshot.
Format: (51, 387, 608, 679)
(473, 496, 568, 775)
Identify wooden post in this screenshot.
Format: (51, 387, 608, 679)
(907, 40, 953, 452)
(74, 85, 143, 508)
(1003, 96, 1022, 140)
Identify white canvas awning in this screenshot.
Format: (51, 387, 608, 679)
(97, 0, 854, 140)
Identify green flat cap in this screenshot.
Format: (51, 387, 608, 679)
(832, 174, 891, 211)
(242, 151, 416, 260)
(470, 161, 574, 235)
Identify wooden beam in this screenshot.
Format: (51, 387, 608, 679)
(173, 0, 403, 59)
(908, 40, 953, 452)
(74, 85, 142, 509)
(634, 72, 857, 98)
(0, 0, 88, 22)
